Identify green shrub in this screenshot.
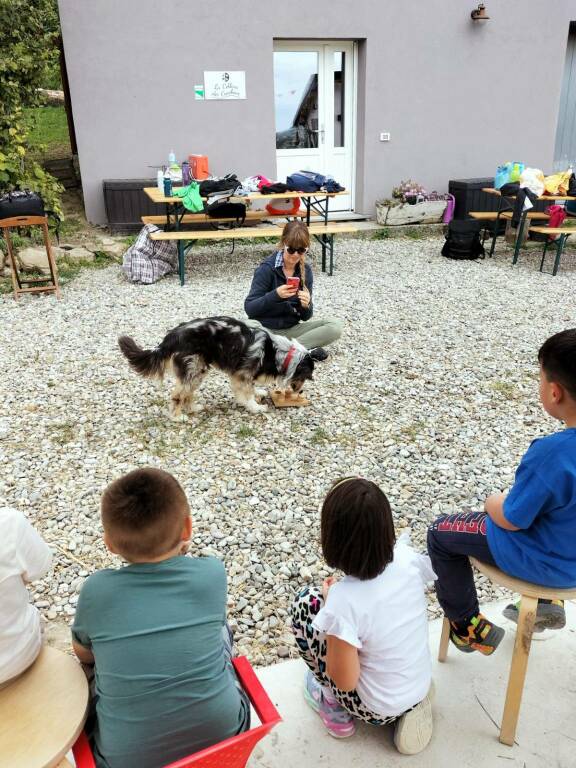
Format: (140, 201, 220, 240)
(0, 0, 64, 218)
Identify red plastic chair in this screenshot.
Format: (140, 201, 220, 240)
(72, 657, 281, 768)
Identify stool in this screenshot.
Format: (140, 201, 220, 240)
(438, 558, 576, 746)
(0, 646, 88, 768)
(0, 215, 61, 300)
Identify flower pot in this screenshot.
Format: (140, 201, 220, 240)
(375, 200, 447, 226)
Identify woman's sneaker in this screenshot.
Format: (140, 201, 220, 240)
(303, 671, 356, 738)
(393, 692, 433, 755)
(503, 599, 566, 632)
(449, 613, 505, 655)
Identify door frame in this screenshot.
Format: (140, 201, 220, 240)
(273, 40, 358, 211)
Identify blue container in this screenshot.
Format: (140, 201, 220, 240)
(163, 176, 173, 197)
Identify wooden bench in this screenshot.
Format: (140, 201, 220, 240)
(529, 225, 575, 275)
(140, 209, 313, 228)
(469, 211, 550, 256)
(150, 222, 360, 284)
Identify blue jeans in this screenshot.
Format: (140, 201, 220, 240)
(427, 511, 497, 622)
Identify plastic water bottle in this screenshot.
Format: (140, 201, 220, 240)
(156, 169, 164, 192)
(168, 150, 176, 165)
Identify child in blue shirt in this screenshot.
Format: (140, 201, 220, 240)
(427, 329, 576, 655)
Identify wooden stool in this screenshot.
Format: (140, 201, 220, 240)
(0, 646, 88, 768)
(438, 557, 576, 746)
(0, 215, 61, 300)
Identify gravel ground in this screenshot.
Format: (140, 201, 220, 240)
(1, 235, 575, 665)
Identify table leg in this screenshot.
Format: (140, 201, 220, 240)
(328, 235, 335, 276)
(552, 234, 568, 276)
(512, 211, 527, 265)
(178, 241, 185, 286)
(305, 199, 311, 226)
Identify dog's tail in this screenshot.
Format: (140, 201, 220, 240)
(118, 336, 169, 379)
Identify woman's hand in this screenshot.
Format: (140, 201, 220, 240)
(298, 287, 311, 308)
(277, 284, 298, 299)
(322, 576, 338, 601)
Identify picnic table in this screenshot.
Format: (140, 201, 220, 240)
(481, 188, 576, 264)
(142, 186, 355, 285)
(143, 187, 347, 230)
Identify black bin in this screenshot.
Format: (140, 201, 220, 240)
(448, 177, 499, 220)
(103, 178, 158, 233)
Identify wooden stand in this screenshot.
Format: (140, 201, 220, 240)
(270, 389, 310, 408)
(0, 215, 61, 300)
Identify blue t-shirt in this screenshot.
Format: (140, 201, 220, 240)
(487, 429, 576, 587)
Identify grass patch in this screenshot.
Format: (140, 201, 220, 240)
(48, 421, 76, 445)
(400, 420, 426, 441)
(310, 427, 330, 445)
(372, 228, 390, 240)
(490, 381, 516, 398)
(403, 227, 429, 240)
(25, 106, 71, 160)
(237, 425, 257, 439)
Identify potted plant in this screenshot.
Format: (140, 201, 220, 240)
(376, 180, 447, 226)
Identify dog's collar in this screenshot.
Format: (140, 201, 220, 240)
(281, 345, 297, 374)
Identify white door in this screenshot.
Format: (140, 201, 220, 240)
(274, 42, 356, 212)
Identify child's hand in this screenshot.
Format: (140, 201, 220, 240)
(322, 576, 338, 601)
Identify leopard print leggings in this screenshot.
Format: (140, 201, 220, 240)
(291, 586, 407, 726)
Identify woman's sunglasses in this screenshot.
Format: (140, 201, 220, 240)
(285, 246, 308, 255)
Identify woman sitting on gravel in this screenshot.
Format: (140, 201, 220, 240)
(244, 221, 342, 362)
(291, 478, 435, 755)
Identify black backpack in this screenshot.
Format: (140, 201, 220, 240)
(441, 220, 485, 260)
(198, 174, 240, 198)
(205, 200, 246, 225)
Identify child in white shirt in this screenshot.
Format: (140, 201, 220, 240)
(291, 478, 435, 755)
(0, 507, 52, 686)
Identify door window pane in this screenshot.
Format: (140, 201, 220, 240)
(333, 52, 345, 147)
(274, 51, 318, 149)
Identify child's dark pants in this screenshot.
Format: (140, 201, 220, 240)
(427, 511, 497, 623)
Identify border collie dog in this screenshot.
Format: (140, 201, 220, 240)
(118, 316, 314, 417)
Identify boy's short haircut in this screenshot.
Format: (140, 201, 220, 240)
(321, 477, 396, 580)
(101, 468, 189, 560)
(538, 329, 576, 400)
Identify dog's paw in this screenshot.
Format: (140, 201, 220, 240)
(167, 408, 188, 423)
(254, 387, 268, 399)
(183, 401, 203, 414)
(245, 401, 268, 414)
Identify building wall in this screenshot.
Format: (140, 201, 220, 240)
(58, 0, 576, 224)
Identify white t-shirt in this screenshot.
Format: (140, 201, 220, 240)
(313, 535, 435, 717)
(0, 507, 52, 683)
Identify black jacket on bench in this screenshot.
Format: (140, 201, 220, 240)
(244, 251, 314, 331)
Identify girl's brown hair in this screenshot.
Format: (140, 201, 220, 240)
(321, 477, 396, 580)
(279, 221, 310, 289)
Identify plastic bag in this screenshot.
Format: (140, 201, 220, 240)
(543, 170, 572, 196)
(519, 168, 545, 197)
(495, 162, 524, 189)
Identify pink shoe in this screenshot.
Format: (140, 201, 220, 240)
(303, 671, 356, 738)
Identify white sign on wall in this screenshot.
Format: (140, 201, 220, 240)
(204, 71, 246, 100)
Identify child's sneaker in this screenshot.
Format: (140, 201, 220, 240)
(503, 599, 565, 632)
(303, 671, 356, 739)
(393, 691, 433, 755)
(449, 613, 505, 655)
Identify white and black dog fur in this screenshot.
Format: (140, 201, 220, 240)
(118, 316, 314, 416)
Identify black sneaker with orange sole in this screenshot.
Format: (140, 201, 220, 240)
(449, 613, 505, 656)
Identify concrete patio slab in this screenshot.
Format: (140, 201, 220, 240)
(249, 599, 576, 768)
